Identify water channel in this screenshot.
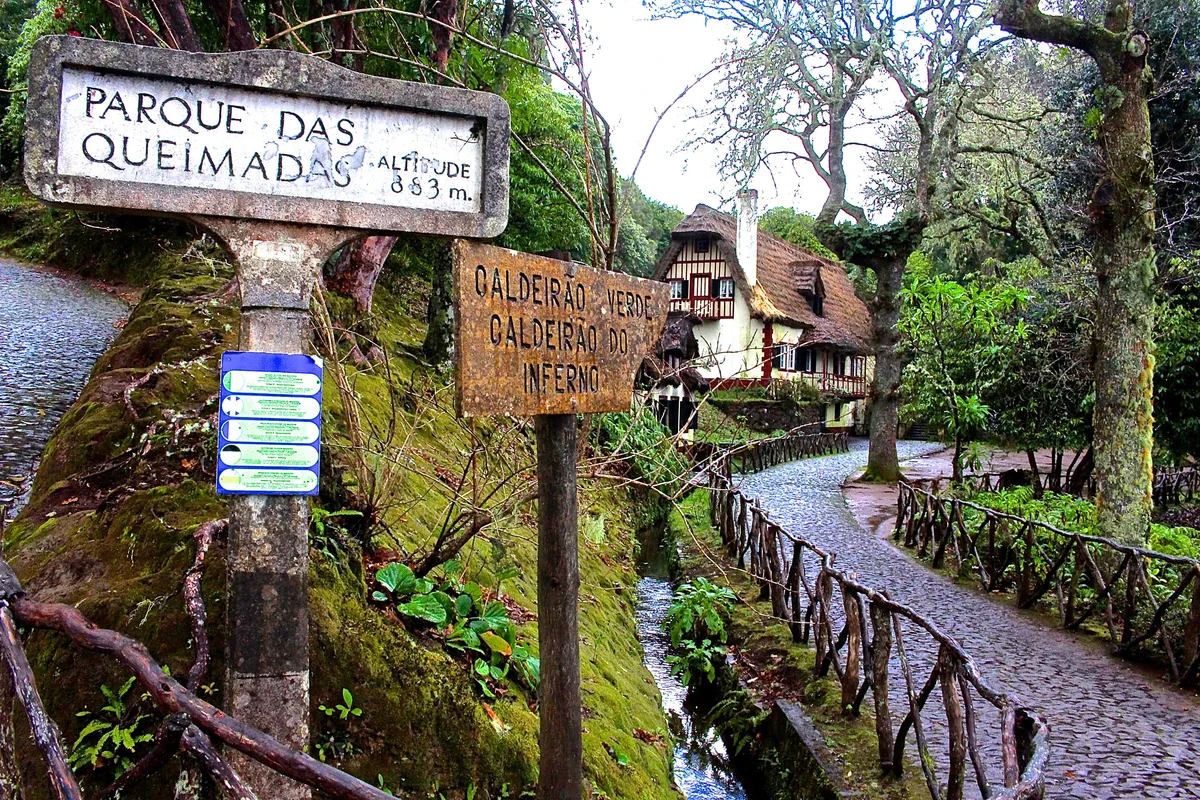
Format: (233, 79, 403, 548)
(0, 258, 129, 513)
(636, 526, 755, 800)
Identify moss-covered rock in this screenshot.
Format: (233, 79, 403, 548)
(2, 206, 675, 800)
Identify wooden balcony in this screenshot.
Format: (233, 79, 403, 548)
(669, 296, 735, 320)
(794, 371, 868, 398)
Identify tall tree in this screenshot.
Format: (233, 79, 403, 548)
(835, 0, 993, 481)
(995, 0, 1156, 545)
(900, 268, 1029, 480)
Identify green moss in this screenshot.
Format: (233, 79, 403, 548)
(0, 183, 207, 286)
(5, 218, 675, 800)
(669, 493, 924, 800)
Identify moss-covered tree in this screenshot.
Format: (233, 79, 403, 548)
(996, 0, 1156, 545)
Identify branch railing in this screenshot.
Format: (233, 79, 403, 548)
(687, 428, 849, 476)
(895, 481, 1200, 687)
(950, 464, 1199, 507)
(1153, 466, 1200, 506)
(0, 521, 393, 800)
(706, 458, 1048, 800)
(948, 470, 1094, 500)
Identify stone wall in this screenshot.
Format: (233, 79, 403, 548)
(709, 397, 824, 433)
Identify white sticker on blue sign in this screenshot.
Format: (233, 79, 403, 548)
(218, 351, 322, 496)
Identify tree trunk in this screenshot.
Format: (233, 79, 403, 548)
(864, 254, 904, 482)
(201, 0, 258, 50)
(1091, 44, 1156, 545)
(817, 103, 851, 227)
(1027, 448, 1042, 498)
(422, 243, 455, 370)
(952, 435, 964, 483)
(0, 667, 23, 800)
(325, 236, 398, 315)
(996, 1, 1156, 548)
(101, 0, 159, 46)
(151, 0, 204, 51)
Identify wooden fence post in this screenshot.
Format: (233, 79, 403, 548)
(869, 602, 894, 773)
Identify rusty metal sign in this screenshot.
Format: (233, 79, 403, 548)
(453, 242, 669, 417)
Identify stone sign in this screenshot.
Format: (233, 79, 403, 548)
(25, 36, 509, 237)
(454, 241, 670, 417)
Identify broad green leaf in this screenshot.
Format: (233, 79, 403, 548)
(430, 590, 457, 622)
(398, 594, 448, 626)
(376, 563, 416, 596)
(481, 600, 509, 630)
(455, 593, 474, 619)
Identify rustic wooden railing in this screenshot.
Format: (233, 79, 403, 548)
(948, 469, 1094, 500)
(686, 428, 849, 476)
(1153, 466, 1200, 506)
(0, 519, 393, 800)
(952, 463, 1200, 507)
(895, 481, 1200, 687)
(707, 459, 1049, 800)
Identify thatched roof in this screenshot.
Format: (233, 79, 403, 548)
(653, 204, 872, 354)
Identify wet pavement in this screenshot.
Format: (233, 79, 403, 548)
(738, 439, 1200, 799)
(0, 259, 128, 514)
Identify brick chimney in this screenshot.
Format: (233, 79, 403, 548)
(736, 189, 758, 287)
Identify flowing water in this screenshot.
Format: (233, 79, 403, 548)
(635, 518, 753, 800)
(0, 258, 129, 514)
(635, 575, 750, 800)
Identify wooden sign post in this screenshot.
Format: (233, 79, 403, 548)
(453, 242, 669, 799)
(25, 35, 509, 799)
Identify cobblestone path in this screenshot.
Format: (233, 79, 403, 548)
(738, 439, 1200, 799)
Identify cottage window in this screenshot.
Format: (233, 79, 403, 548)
(669, 279, 688, 300)
(807, 294, 825, 316)
(773, 343, 797, 372)
(714, 278, 735, 299)
(799, 348, 815, 372)
(694, 237, 710, 254)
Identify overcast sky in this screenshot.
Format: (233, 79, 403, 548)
(576, 0, 880, 217)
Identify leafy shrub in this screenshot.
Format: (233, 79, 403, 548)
(68, 678, 153, 777)
(706, 689, 767, 755)
(666, 639, 724, 686)
(666, 578, 736, 647)
(310, 507, 364, 561)
(597, 407, 689, 495)
(315, 688, 364, 763)
(372, 560, 540, 697)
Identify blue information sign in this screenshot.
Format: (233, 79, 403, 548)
(217, 351, 323, 496)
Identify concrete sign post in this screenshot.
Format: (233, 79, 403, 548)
(25, 35, 509, 800)
(454, 242, 669, 800)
